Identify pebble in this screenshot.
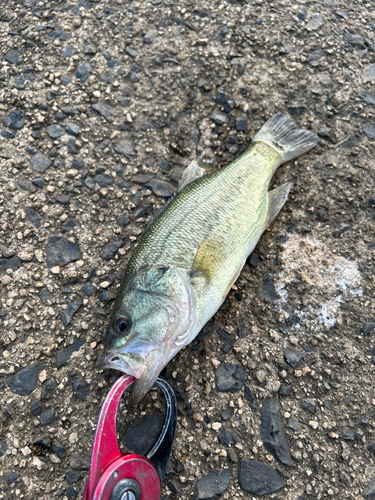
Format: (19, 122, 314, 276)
(364, 124, 375, 140)
(94, 174, 114, 187)
(7, 364, 45, 396)
(60, 75, 72, 86)
(168, 480, 181, 494)
(286, 418, 299, 431)
(306, 12, 323, 30)
(301, 398, 316, 414)
(61, 301, 82, 326)
(218, 427, 240, 445)
(40, 409, 54, 425)
(80, 283, 97, 297)
(30, 399, 42, 416)
(193, 469, 230, 500)
(146, 178, 174, 198)
(283, 348, 304, 368)
(99, 239, 124, 260)
(41, 379, 55, 400)
(65, 470, 82, 484)
(238, 460, 285, 495)
(0, 257, 22, 275)
(363, 478, 375, 500)
(66, 487, 77, 499)
(70, 377, 89, 401)
(360, 91, 375, 105)
(65, 123, 81, 136)
(114, 139, 136, 160)
(210, 110, 228, 126)
(25, 208, 42, 228)
(46, 235, 82, 268)
(122, 414, 164, 456)
(5, 50, 21, 64)
(83, 43, 97, 55)
(344, 34, 365, 49)
(47, 124, 64, 138)
(30, 152, 52, 173)
(69, 452, 91, 470)
(260, 398, 292, 466)
(5, 471, 19, 485)
(236, 116, 247, 132)
(76, 62, 92, 83)
(362, 64, 375, 84)
(92, 102, 117, 123)
(116, 215, 130, 228)
(52, 443, 66, 458)
(215, 363, 246, 392)
(3, 110, 24, 129)
(18, 178, 37, 193)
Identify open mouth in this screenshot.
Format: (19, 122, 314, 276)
(96, 350, 148, 379)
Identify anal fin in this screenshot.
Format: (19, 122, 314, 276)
(178, 159, 217, 192)
(266, 182, 290, 227)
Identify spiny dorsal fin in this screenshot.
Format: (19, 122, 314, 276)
(178, 159, 217, 192)
(266, 182, 290, 227)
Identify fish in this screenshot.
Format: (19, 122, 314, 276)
(97, 113, 318, 402)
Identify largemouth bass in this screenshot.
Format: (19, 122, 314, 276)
(98, 113, 318, 402)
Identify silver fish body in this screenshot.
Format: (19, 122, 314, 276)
(98, 113, 318, 402)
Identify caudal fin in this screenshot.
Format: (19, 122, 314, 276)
(253, 112, 318, 162)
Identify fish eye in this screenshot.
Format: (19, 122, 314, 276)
(114, 315, 132, 335)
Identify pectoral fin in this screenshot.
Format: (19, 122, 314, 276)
(192, 235, 226, 283)
(266, 182, 290, 227)
(178, 159, 217, 192)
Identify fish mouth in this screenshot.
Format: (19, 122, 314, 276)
(96, 350, 149, 379)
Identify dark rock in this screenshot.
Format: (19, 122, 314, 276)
(122, 414, 164, 456)
(260, 398, 292, 466)
(215, 363, 246, 392)
(30, 152, 51, 173)
(94, 174, 114, 187)
(3, 110, 24, 129)
(66, 471, 82, 484)
(60, 75, 72, 86)
(62, 45, 76, 58)
(360, 91, 375, 105)
(218, 427, 239, 445)
(83, 43, 97, 55)
(125, 47, 137, 58)
(114, 139, 136, 160)
(217, 92, 228, 105)
(41, 379, 55, 401)
(46, 235, 82, 268)
(0, 440, 8, 458)
(67, 138, 80, 154)
(61, 301, 82, 326)
(61, 220, 76, 234)
(70, 378, 89, 401)
(30, 399, 42, 416)
(363, 478, 375, 500)
(168, 480, 181, 494)
(1, 128, 16, 138)
(368, 443, 375, 453)
(72, 159, 84, 170)
(83, 177, 95, 190)
(5, 471, 18, 485)
(283, 348, 304, 368)
(57, 195, 70, 205)
(227, 448, 238, 463)
(221, 410, 230, 421)
(65, 123, 81, 136)
(244, 385, 254, 402)
(61, 106, 79, 116)
(117, 215, 130, 228)
(146, 178, 174, 197)
(69, 452, 91, 470)
(286, 418, 299, 431)
(236, 116, 247, 131)
(301, 398, 316, 414)
(76, 62, 92, 82)
(344, 34, 365, 49)
(47, 124, 64, 138)
(99, 239, 124, 260)
(25, 208, 41, 228)
(33, 178, 45, 187)
(80, 283, 97, 296)
(7, 364, 45, 396)
(364, 124, 375, 140)
(0, 258, 21, 275)
(340, 429, 356, 441)
(92, 102, 117, 123)
(364, 322, 375, 335)
(4, 50, 21, 64)
(238, 461, 285, 495)
(257, 274, 277, 301)
(47, 29, 70, 40)
(17, 178, 36, 193)
(159, 160, 171, 171)
(52, 443, 66, 458)
(40, 409, 54, 425)
(280, 385, 292, 396)
(38, 289, 53, 304)
(288, 106, 306, 116)
(193, 469, 230, 500)
(66, 487, 77, 499)
(210, 110, 228, 126)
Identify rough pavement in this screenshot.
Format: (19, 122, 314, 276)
(1, 1, 375, 499)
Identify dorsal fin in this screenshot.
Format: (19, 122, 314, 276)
(178, 159, 217, 192)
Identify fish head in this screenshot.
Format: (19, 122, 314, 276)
(97, 265, 195, 403)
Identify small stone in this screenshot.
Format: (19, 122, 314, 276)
(33, 178, 45, 188)
(306, 12, 323, 30)
(60, 75, 72, 86)
(41, 379, 55, 401)
(210, 110, 228, 126)
(81, 283, 97, 297)
(301, 398, 316, 414)
(221, 410, 230, 421)
(3, 110, 24, 129)
(335, 10, 348, 20)
(193, 469, 230, 500)
(18, 178, 37, 193)
(56, 339, 85, 369)
(62, 45, 76, 58)
(94, 174, 114, 187)
(52, 443, 66, 458)
(146, 178, 174, 198)
(47, 29, 70, 40)
(69, 452, 91, 470)
(114, 139, 136, 160)
(143, 34, 155, 44)
(362, 64, 375, 84)
(283, 348, 304, 368)
(66, 487, 77, 499)
(360, 91, 375, 106)
(47, 124, 64, 138)
(236, 116, 247, 132)
(25, 208, 41, 228)
(65, 123, 81, 136)
(286, 418, 299, 431)
(30, 399, 42, 416)
(70, 378, 89, 401)
(364, 124, 375, 140)
(122, 414, 164, 456)
(168, 480, 181, 494)
(248, 254, 259, 267)
(257, 274, 277, 301)
(215, 363, 246, 392)
(30, 152, 52, 173)
(344, 34, 365, 49)
(244, 386, 254, 402)
(66, 470, 82, 484)
(67, 138, 80, 154)
(256, 370, 267, 384)
(76, 62, 92, 83)
(40, 409, 54, 425)
(46, 235, 82, 268)
(5, 471, 18, 485)
(117, 215, 130, 228)
(4, 50, 21, 64)
(340, 429, 356, 441)
(218, 427, 240, 445)
(0, 257, 21, 275)
(83, 177, 95, 190)
(238, 461, 285, 495)
(92, 102, 117, 123)
(8, 364, 45, 396)
(363, 478, 375, 500)
(83, 43, 97, 55)
(260, 398, 292, 466)
(99, 239, 124, 260)
(61, 301, 82, 326)
(125, 47, 137, 58)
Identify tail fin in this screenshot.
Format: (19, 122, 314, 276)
(253, 112, 318, 162)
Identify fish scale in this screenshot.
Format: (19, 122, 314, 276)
(98, 113, 318, 403)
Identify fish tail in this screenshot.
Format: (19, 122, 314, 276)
(253, 112, 318, 163)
